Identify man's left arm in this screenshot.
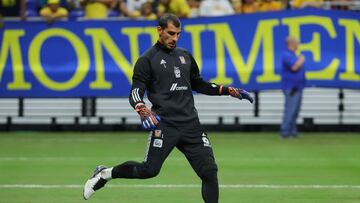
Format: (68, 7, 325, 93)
(189, 54, 254, 103)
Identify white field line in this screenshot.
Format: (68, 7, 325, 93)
(1, 184, 360, 189)
(1, 157, 359, 162)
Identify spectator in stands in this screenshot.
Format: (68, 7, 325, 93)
(199, 0, 235, 16)
(139, 2, 157, 19)
(40, 0, 69, 22)
(82, 0, 117, 19)
(65, 0, 81, 10)
(281, 36, 306, 139)
(329, 0, 351, 10)
(67, 0, 85, 17)
(259, 0, 283, 11)
(0, 0, 26, 21)
(231, 0, 242, 13)
(242, 0, 259, 13)
(188, 0, 201, 17)
(156, 0, 191, 18)
(292, 0, 323, 8)
(119, 0, 147, 18)
(281, 0, 290, 9)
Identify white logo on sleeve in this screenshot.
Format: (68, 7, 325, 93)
(160, 59, 167, 68)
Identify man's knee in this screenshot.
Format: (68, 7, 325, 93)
(139, 164, 161, 179)
(200, 168, 218, 182)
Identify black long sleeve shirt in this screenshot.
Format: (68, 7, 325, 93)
(129, 41, 229, 126)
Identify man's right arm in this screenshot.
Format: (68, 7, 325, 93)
(291, 55, 305, 72)
(129, 57, 151, 108)
(284, 52, 305, 72)
(129, 57, 160, 130)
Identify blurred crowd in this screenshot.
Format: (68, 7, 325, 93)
(0, 0, 357, 23)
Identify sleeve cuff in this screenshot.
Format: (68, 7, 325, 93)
(220, 85, 230, 95)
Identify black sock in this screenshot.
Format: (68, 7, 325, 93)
(111, 161, 142, 179)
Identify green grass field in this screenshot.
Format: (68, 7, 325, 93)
(1, 132, 360, 203)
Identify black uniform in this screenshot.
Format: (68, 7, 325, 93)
(112, 42, 228, 203)
(129, 41, 224, 125)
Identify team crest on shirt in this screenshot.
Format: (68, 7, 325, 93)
(179, 56, 186, 64)
(174, 66, 181, 78)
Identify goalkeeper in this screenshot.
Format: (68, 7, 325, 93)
(83, 13, 253, 203)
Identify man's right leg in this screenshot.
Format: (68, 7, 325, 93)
(289, 90, 303, 137)
(281, 90, 292, 138)
(84, 125, 179, 200)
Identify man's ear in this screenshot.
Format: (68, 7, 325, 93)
(157, 26, 162, 34)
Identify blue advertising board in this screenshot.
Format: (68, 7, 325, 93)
(0, 9, 359, 97)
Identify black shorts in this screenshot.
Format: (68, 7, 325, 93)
(144, 123, 218, 177)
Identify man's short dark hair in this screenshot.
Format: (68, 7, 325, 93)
(158, 13, 181, 29)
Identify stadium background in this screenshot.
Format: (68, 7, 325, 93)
(1, 1, 360, 202)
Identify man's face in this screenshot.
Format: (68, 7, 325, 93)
(49, 3, 60, 12)
(287, 38, 299, 51)
(293, 41, 299, 50)
(157, 21, 181, 49)
(290, 39, 299, 50)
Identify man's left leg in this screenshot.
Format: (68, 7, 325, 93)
(177, 128, 218, 203)
(83, 124, 179, 200)
(290, 90, 303, 137)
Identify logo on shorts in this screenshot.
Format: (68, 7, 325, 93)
(153, 139, 163, 148)
(202, 133, 211, 147)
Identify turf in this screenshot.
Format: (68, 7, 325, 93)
(0, 132, 360, 203)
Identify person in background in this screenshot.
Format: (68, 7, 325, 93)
(281, 36, 306, 139)
(199, 0, 235, 17)
(156, 0, 190, 18)
(231, 0, 242, 13)
(292, 0, 323, 8)
(0, 0, 26, 24)
(66, 0, 86, 18)
(187, 0, 201, 17)
(259, 0, 283, 11)
(242, 0, 259, 13)
(139, 2, 157, 19)
(329, 0, 351, 10)
(82, 0, 116, 19)
(40, 0, 68, 22)
(120, 0, 147, 18)
(281, 0, 290, 9)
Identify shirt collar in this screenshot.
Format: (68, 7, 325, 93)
(155, 41, 175, 53)
(286, 48, 296, 54)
